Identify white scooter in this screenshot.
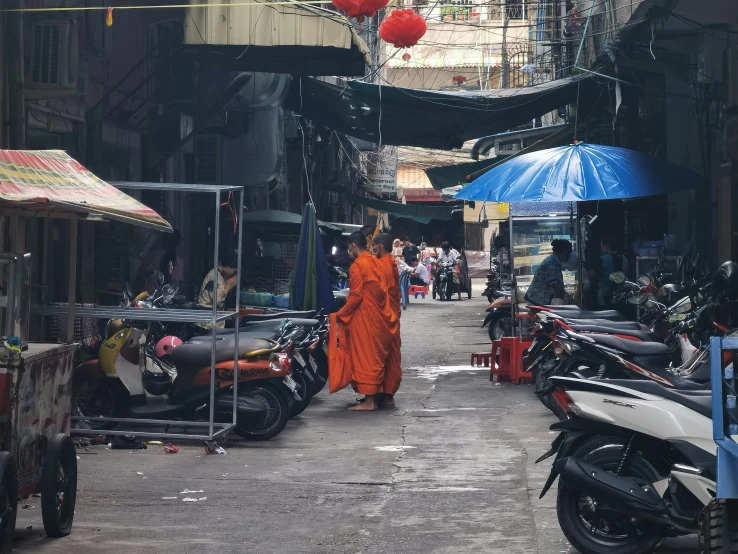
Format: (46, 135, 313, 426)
(538, 376, 718, 554)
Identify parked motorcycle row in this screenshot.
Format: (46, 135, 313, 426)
(72, 276, 330, 442)
(520, 260, 738, 553)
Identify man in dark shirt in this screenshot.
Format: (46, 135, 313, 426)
(402, 241, 420, 265)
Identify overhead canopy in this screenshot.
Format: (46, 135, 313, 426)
(286, 77, 598, 150)
(185, 1, 370, 76)
(425, 158, 502, 190)
(243, 209, 342, 232)
(348, 193, 458, 224)
(455, 143, 703, 202)
(0, 150, 170, 231)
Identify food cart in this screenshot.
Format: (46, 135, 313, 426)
(0, 150, 172, 549)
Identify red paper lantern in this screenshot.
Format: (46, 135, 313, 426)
(379, 9, 427, 49)
(331, 0, 389, 22)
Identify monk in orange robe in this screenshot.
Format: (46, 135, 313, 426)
(373, 233, 402, 407)
(328, 232, 395, 411)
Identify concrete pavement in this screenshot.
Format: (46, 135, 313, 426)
(14, 290, 699, 553)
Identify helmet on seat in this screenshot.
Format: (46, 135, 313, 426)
(155, 336, 182, 358)
(142, 367, 173, 396)
(714, 261, 738, 298)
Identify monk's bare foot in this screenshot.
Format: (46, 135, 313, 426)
(379, 395, 396, 408)
(348, 396, 377, 411)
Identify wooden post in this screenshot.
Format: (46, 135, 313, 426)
(66, 220, 77, 343)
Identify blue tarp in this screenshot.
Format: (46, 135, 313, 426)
(454, 143, 702, 202)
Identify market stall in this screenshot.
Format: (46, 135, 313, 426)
(0, 150, 172, 544)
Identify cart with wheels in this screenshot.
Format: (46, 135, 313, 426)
(706, 336, 738, 552)
(0, 341, 77, 552)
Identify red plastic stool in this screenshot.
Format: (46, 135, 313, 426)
(408, 284, 429, 299)
(490, 337, 533, 383)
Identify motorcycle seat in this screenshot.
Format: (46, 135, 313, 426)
(603, 379, 712, 419)
(587, 334, 672, 356)
(242, 310, 317, 322)
(545, 308, 626, 321)
(564, 319, 645, 331)
(567, 324, 661, 343)
(170, 336, 275, 366)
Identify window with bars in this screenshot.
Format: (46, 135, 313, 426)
(505, 0, 524, 20)
(194, 135, 220, 184)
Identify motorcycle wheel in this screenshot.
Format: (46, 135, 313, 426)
(234, 383, 290, 441)
(72, 372, 121, 430)
(703, 499, 738, 553)
(535, 368, 554, 412)
(487, 316, 511, 341)
(288, 370, 313, 418)
(40, 434, 77, 538)
(556, 436, 663, 554)
(432, 282, 437, 299)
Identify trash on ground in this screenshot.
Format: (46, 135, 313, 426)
(182, 497, 207, 502)
(215, 446, 227, 455)
(164, 443, 179, 454)
(110, 436, 147, 450)
(162, 497, 177, 500)
(146, 441, 164, 445)
(179, 489, 204, 494)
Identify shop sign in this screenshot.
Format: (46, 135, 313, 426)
(365, 159, 397, 195)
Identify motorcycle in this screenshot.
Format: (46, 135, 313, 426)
(433, 260, 456, 301)
(538, 375, 716, 554)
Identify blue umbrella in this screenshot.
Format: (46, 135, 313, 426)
(454, 143, 702, 202)
(289, 203, 337, 313)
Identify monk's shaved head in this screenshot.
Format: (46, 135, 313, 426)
(374, 233, 392, 252)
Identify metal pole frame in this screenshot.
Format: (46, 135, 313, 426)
(508, 210, 517, 336)
(51, 183, 245, 445)
(233, 190, 244, 426)
(711, 336, 738, 499)
(208, 190, 221, 441)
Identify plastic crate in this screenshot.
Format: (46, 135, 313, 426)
(240, 291, 274, 306)
(273, 295, 290, 308)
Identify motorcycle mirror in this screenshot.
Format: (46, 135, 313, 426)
(609, 272, 625, 284)
(669, 313, 687, 323)
(638, 276, 651, 286)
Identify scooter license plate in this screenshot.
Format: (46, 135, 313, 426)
(283, 375, 298, 392)
(309, 355, 318, 371)
(293, 352, 306, 367)
(322, 342, 328, 355)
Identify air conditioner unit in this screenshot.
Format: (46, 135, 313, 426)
(29, 20, 79, 90)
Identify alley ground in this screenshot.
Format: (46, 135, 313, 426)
(15, 287, 699, 553)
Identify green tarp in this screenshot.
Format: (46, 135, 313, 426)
(348, 193, 458, 224)
(286, 76, 596, 150)
(425, 158, 501, 190)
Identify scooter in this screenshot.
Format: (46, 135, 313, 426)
(432, 260, 455, 301)
(538, 376, 716, 554)
(72, 321, 298, 441)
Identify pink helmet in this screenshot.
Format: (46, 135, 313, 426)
(155, 336, 182, 358)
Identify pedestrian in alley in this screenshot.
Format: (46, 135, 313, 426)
(328, 232, 398, 411)
(525, 239, 572, 306)
(408, 257, 430, 286)
(403, 240, 420, 265)
(373, 232, 402, 407)
(392, 238, 404, 259)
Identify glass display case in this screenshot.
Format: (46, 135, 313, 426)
(500, 206, 578, 304)
(0, 253, 31, 345)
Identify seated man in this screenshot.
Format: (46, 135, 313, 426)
(409, 257, 430, 286)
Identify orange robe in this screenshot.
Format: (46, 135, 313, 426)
(328, 252, 395, 395)
(378, 255, 402, 395)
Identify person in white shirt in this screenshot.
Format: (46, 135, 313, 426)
(409, 257, 430, 285)
(435, 241, 461, 299)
